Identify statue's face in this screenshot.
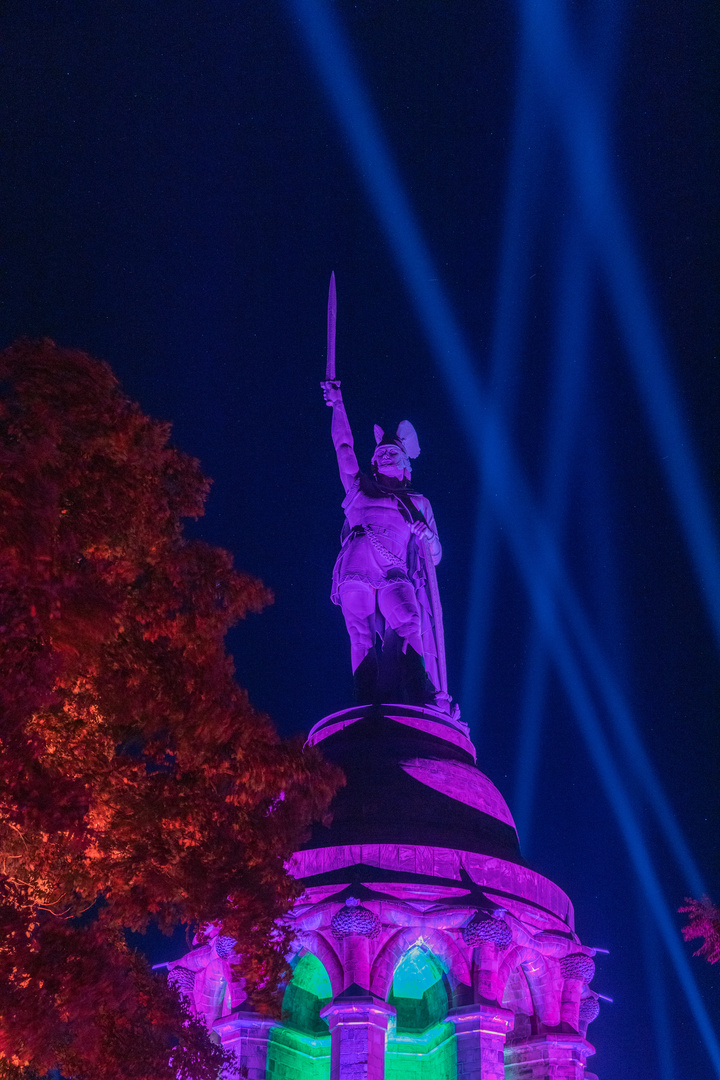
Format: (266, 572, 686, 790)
(372, 444, 410, 481)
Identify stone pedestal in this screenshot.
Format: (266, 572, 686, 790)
(321, 993, 396, 1080)
(505, 1033, 595, 1080)
(446, 1003, 514, 1080)
(212, 1012, 275, 1080)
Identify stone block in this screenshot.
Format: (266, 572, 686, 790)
(505, 1033, 595, 1080)
(446, 1003, 513, 1080)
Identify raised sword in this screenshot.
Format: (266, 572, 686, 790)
(326, 271, 337, 381)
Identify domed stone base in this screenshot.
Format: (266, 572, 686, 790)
(167, 704, 602, 1078)
(302, 703, 523, 864)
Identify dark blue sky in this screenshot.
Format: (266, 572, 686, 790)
(1, 2, 718, 1077)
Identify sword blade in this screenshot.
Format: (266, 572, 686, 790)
(326, 271, 337, 381)
(422, 539, 448, 694)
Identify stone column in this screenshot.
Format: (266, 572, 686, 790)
(559, 952, 596, 1033)
(331, 898, 381, 991)
(559, 975, 584, 1030)
(342, 931, 371, 990)
(504, 1033, 595, 1080)
(474, 942, 501, 1001)
(446, 1003, 514, 1080)
(321, 993, 395, 1080)
(463, 911, 513, 1020)
(212, 1011, 276, 1080)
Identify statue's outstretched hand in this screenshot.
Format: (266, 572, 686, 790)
(321, 380, 342, 407)
(410, 520, 435, 544)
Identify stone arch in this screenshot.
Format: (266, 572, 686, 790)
(294, 931, 344, 998)
(387, 944, 451, 1034)
(370, 925, 471, 1001)
(497, 945, 560, 1027)
(268, 948, 332, 1080)
(282, 952, 333, 1037)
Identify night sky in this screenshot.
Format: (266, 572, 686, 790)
(1, 2, 718, 1077)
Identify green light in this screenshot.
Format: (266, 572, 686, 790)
(281, 952, 333, 1039)
(389, 946, 452, 1036)
(391, 946, 444, 999)
(290, 952, 333, 998)
(386, 1021, 457, 1079)
(267, 1025, 330, 1080)
(268, 947, 457, 1078)
(271, 955, 332, 1079)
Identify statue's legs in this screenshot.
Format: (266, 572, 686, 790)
(376, 580, 423, 658)
(337, 582, 376, 672)
(338, 579, 424, 667)
(378, 582, 436, 704)
(338, 580, 429, 704)
(338, 582, 379, 703)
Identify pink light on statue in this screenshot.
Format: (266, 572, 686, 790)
(321, 377, 453, 713)
(321, 274, 456, 715)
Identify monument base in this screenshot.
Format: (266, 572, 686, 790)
(165, 704, 601, 1078)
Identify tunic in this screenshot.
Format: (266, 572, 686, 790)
(331, 473, 442, 687)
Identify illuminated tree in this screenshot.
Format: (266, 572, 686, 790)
(680, 897, 720, 965)
(0, 339, 339, 1080)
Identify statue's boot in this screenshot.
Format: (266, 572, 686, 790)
(404, 646, 437, 706)
(353, 648, 379, 705)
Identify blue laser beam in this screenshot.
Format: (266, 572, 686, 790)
(287, 6, 708, 895)
(519, 0, 720, 652)
(513, 0, 628, 849)
(462, 55, 543, 734)
(285, 0, 707, 895)
(513, 226, 589, 848)
(287, 1, 718, 1063)
(640, 886, 676, 1080)
(496, 468, 720, 1072)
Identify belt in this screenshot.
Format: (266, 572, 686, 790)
(346, 524, 406, 567)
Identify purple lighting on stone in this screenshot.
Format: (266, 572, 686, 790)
(399, 758, 516, 829)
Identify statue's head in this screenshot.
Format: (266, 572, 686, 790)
(372, 421, 420, 483)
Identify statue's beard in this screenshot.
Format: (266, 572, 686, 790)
(373, 469, 410, 488)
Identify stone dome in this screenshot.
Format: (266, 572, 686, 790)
(303, 704, 522, 864)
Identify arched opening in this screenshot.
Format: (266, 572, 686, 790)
(267, 952, 331, 1079)
(282, 952, 333, 1035)
(386, 945, 457, 1079)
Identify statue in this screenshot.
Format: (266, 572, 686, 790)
(321, 274, 453, 712)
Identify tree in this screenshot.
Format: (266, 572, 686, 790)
(0, 339, 340, 1080)
(680, 896, 720, 965)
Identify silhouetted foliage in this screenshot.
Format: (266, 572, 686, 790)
(0, 340, 339, 1079)
(680, 896, 720, 964)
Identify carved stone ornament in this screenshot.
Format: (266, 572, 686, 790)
(579, 992, 601, 1024)
(559, 952, 596, 983)
(462, 912, 512, 949)
(331, 898, 382, 939)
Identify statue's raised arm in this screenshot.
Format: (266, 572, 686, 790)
(321, 380, 359, 494)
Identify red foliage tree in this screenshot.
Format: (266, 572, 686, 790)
(680, 896, 720, 965)
(0, 340, 339, 1080)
